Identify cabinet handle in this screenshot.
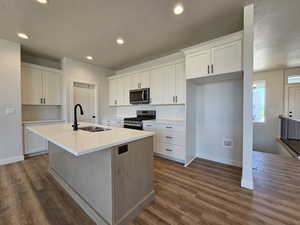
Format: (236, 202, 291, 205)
(173, 96, 175, 103)
(175, 96, 178, 103)
(166, 148, 173, 152)
(40, 98, 43, 104)
(166, 126, 172, 129)
(43, 98, 46, 104)
(146, 125, 152, 127)
(208, 65, 210, 74)
(211, 64, 214, 74)
(165, 136, 173, 139)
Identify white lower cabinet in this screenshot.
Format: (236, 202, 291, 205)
(23, 121, 64, 155)
(146, 121, 185, 162)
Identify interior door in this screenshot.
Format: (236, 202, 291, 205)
(43, 70, 61, 105)
(186, 49, 211, 79)
(175, 62, 186, 104)
(74, 83, 96, 123)
(211, 40, 242, 75)
(21, 66, 43, 105)
(288, 86, 300, 119)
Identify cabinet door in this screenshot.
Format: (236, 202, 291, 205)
(121, 76, 131, 106)
(24, 128, 48, 154)
(150, 65, 175, 105)
(186, 49, 211, 79)
(211, 40, 242, 75)
(132, 71, 150, 89)
(43, 70, 62, 105)
(116, 77, 125, 106)
(21, 66, 43, 105)
(109, 79, 118, 106)
(175, 62, 186, 104)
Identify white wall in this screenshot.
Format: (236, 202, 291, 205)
(0, 38, 23, 165)
(62, 58, 114, 123)
(253, 70, 284, 154)
(193, 78, 243, 166)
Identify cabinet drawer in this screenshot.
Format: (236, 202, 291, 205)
(158, 131, 185, 146)
(158, 143, 185, 160)
(156, 123, 184, 132)
(143, 123, 155, 131)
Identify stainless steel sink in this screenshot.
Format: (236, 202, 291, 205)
(79, 126, 111, 132)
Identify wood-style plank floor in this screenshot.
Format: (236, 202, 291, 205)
(1, 152, 300, 225)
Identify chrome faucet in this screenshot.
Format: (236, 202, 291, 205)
(73, 104, 84, 131)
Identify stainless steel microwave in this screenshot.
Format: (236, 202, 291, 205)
(129, 88, 150, 104)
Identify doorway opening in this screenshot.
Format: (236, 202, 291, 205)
(72, 81, 97, 123)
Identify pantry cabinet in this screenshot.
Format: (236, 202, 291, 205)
(184, 32, 243, 79)
(21, 63, 62, 105)
(109, 75, 131, 106)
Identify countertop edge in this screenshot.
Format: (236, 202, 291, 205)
(23, 120, 66, 125)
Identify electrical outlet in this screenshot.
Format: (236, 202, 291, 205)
(223, 138, 233, 149)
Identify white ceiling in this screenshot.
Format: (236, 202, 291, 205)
(254, 0, 300, 72)
(0, 0, 244, 70)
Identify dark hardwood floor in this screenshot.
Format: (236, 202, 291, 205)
(1, 152, 300, 225)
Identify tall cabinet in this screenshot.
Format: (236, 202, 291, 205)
(21, 63, 63, 156)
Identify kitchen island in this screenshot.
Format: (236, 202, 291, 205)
(27, 123, 155, 225)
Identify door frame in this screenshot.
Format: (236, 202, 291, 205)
(69, 80, 99, 124)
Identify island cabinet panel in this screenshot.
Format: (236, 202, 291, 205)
(48, 143, 114, 224)
(112, 136, 154, 224)
(47, 136, 154, 225)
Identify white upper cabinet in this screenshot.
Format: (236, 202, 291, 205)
(150, 65, 175, 105)
(186, 50, 211, 79)
(43, 70, 61, 105)
(211, 40, 242, 75)
(109, 75, 131, 106)
(175, 62, 186, 104)
(131, 71, 150, 89)
(21, 64, 62, 105)
(109, 78, 118, 106)
(22, 66, 44, 105)
(184, 31, 243, 79)
(121, 76, 131, 106)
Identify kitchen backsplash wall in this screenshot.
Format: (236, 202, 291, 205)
(115, 105, 185, 120)
(22, 105, 63, 121)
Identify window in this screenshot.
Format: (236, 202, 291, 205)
(253, 80, 266, 123)
(288, 75, 300, 84)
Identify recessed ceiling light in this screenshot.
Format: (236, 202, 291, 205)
(86, 56, 93, 60)
(36, 0, 48, 4)
(116, 38, 125, 45)
(17, 33, 29, 39)
(174, 3, 184, 15)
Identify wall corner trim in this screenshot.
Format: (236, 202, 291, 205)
(0, 155, 24, 166)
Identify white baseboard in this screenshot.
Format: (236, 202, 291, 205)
(0, 155, 24, 166)
(184, 156, 197, 167)
(241, 177, 254, 190)
(197, 153, 242, 167)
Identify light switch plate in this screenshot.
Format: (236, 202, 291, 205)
(6, 107, 16, 115)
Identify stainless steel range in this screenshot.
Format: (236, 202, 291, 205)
(123, 110, 156, 130)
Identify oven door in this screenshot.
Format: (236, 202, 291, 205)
(129, 88, 150, 104)
(124, 123, 143, 130)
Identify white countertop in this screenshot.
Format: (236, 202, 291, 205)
(27, 122, 154, 157)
